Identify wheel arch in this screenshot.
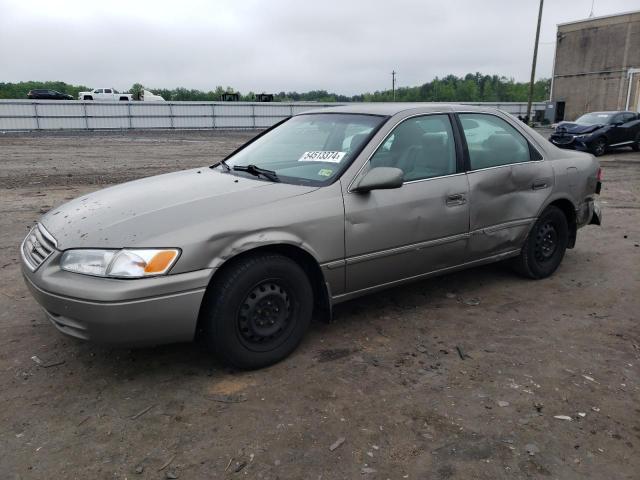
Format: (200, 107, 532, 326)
(196, 243, 332, 338)
(540, 196, 577, 248)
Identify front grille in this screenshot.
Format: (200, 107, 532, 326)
(21, 223, 57, 271)
(552, 135, 574, 145)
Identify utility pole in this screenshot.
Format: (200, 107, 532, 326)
(526, 0, 544, 126)
(391, 70, 396, 101)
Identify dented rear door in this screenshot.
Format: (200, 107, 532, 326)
(458, 113, 553, 260)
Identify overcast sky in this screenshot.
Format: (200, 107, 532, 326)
(1, 0, 639, 95)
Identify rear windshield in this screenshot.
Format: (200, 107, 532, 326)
(222, 113, 386, 185)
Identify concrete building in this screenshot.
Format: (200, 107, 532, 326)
(550, 10, 640, 122)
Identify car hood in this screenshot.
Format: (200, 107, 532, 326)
(554, 122, 602, 135)
(41, 168, 318, 250)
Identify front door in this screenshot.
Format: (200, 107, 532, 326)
(343, 114, 470, 294)
(458, 113, 553, 260)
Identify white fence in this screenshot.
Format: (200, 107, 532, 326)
(0, 100, 546, 131)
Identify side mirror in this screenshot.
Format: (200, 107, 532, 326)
(353, 167, 404, 192)
(613, 121, 623, 126)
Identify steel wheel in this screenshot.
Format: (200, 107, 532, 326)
(237, 280, 293, 350)
(513, 205, 569, 279)
(592, 138, 606, 156)
(534, 222, 558, 263)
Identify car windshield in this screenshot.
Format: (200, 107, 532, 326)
(222, 113, 385, 185)
(575, 113, 613, 125)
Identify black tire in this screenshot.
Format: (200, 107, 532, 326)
(83, 95, 93, 100)
(631, 132, 640, 152)
(591, 137, 607, 157)
(200, 253, 313, 369)
(513, 206, 569, 279)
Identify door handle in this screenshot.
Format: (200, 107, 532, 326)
(446, 193, 466, 206)
(532, 180, 548, 190)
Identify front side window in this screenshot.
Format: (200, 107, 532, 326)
(459, 114, 531, 170)
(224, 113, 385, 185)
(369, 114, 457, 181)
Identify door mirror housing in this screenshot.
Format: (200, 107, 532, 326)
(353, 167, 404, 192)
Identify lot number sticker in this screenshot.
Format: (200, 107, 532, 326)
(299, 151, 346, 163)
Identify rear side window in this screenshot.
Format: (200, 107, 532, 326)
(459, 114, 532, 170)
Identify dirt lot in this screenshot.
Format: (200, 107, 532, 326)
(1, 130, 639, 479)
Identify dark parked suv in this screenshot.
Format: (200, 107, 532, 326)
(549, 111, 640, 156)
(27, 89, 74, 100)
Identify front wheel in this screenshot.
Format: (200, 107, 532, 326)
(513, 206, 569, 279)
(200, 253, 313, 369)
(591, 137, 607, 157)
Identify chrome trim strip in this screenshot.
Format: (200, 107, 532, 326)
(465, 158, 545, 174)
(20, 227, 38, 271)
(333, 249, 522, 302)
(38, 223, 58, 248)
(478, 218, 535, 234)
(345, 232, 469, 265)
(343, 218, 534, 266)
(347, 110, 547, 191)
(321, 260, 346, 270)
(403, 172, 467, 185)
(609, 140, 633, 147)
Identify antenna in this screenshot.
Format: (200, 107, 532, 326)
(589, 0, 595, 17)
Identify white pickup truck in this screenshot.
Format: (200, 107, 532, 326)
(78, 88, 132, 101)
(78, 88, 164, 101)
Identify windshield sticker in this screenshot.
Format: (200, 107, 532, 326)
(299, 151, 346, 163)
(318, 168, 333, 177)
(596, 114, 610, 118)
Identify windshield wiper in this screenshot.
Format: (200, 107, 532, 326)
(233, 164, 279, 182)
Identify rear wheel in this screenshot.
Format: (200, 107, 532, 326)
(513, 205, 569, 279)
(591, 137, 607, 157)
(200, 253, 313, 369)
(632, 132, 640, 152)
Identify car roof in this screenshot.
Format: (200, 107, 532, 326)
(297, 102, 495, 117)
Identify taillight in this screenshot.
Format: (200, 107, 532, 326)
(596, 167, 603, 182)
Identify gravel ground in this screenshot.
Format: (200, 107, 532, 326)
(0, 130, 639, 479)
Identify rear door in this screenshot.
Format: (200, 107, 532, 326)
(343, 113, 470, 293)
(612, 112, 640, 146)
(458, 112, 553, 260)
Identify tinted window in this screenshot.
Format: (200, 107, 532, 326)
(622, 113, 636, 123)
(459, 114, 531, 170)
(369, 114, 457, 181)
(104, 89, 112, 93)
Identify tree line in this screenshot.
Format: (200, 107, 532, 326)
(0, 73, 550, 102)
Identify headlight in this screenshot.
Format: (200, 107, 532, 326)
(60, 249, 179, 278)
(574, 134, 588, 140)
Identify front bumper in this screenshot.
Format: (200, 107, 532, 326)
(549, 135, 591, 152)
(22, 251, 212, 346)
